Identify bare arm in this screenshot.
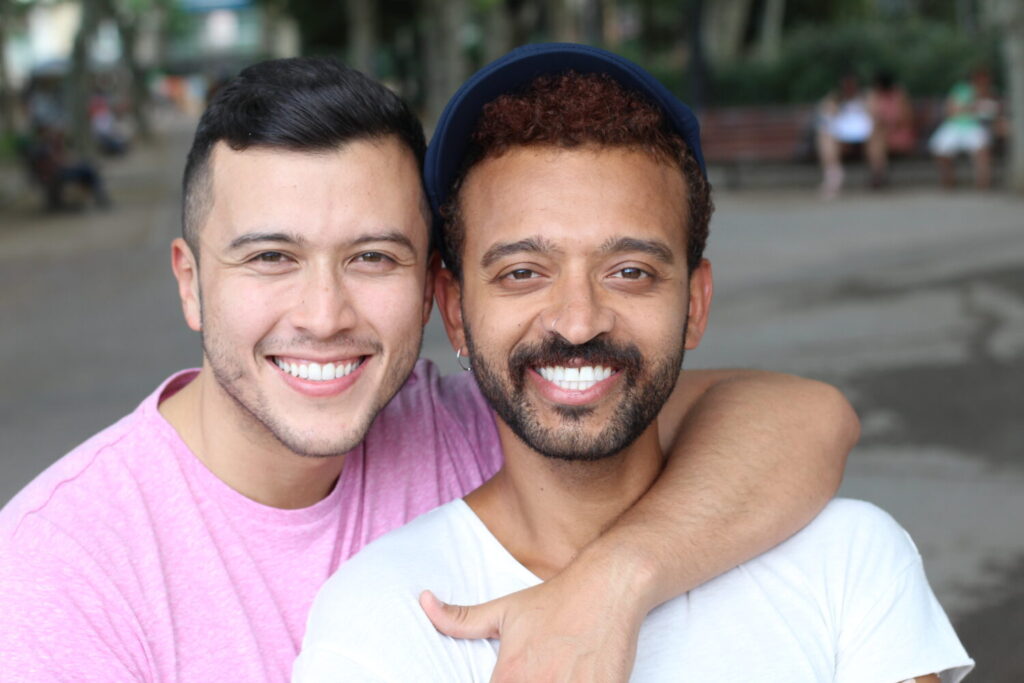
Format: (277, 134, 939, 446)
(424, 369, 858, 681)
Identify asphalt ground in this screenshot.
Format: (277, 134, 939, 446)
(2, 111, 1021, 680)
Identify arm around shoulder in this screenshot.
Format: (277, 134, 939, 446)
(625, 368, 859, 606)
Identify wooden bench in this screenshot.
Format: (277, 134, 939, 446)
(696, 99, 951, 189)
(698, 104, 816, 188)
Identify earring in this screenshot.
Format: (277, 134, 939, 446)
(456, 348, 471, 372)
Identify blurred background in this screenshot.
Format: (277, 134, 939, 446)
(1, 0, 1022, 679)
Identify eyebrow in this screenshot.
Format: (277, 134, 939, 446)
(226, 230, 417, 254)
(348, 231, 417, 254)
(598, 237, 675, 265)
(227, 232, 306, 250)
(480, 236, 561, 269)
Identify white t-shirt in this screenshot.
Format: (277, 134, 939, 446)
(294, 499, 973, 682)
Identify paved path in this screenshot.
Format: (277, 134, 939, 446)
(1, 113, 1021, 679)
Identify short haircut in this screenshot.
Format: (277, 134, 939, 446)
(440, 71, 712, 279)
(181, 57, 426, 259)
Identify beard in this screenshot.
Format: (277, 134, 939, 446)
(467, 328, 684, 462)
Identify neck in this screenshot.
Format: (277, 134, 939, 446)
(158, 366, 346, 509)
(466, 419, 666, 579)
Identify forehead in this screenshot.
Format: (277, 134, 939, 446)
(204, 138, 428, 248)
(459, 146, 688, 255)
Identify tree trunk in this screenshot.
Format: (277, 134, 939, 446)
(509, 0, 540, 47)
(756, 0, 786, 62)
(548, 0, 579, 43)
(701, 0, 753, 64)
(0, 0, 16, 140)
(638, 0, 655, 62)
(345, 0, 376, 76)
(69, 0, 101, 159)
(423, 0, 468, 126)
(601, 0, 619, 49)
(483, 1, 513, 63)
(688, 0, 709, 109)
(1002, 3, 1024, 191)
(113, 15, 153, 142)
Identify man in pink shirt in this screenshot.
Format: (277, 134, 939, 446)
(0, 58, 857, 682)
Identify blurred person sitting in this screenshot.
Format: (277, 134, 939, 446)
(815, 72, 876, 198)
(89, 90, 130, 157)
(929, 68, 999, 189)
(866, 70, 917, 187)
(23, 123, 111, 210)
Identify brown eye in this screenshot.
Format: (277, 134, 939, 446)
(254, 252, 286, 263)
(508, 269, 537, 280)
(615, 267, 649, 280)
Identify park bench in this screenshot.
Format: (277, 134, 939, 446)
(698, 104, 816, 188)
(697, 99, 950, 189)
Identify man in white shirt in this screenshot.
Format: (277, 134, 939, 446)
(295, 44, 972, 682)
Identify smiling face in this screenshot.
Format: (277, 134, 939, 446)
(438, 145, 712, 461)
(172, 137, 432, 458)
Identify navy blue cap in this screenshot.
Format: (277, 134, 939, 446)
(424, 42, 705, 215)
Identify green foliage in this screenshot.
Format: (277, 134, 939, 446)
(707, 20, 1001, 105)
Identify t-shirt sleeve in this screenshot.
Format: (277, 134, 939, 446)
(831, 503, 974, 683)
(0, 515, 149, 682)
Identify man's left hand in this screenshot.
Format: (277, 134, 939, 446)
(420, 554, 646, 683)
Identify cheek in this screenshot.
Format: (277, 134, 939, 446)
(348, 275, 428, 338)
(203, 276, 286, 342)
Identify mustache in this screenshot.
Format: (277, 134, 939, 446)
(255, 334, 383, 356)
(508, 335, 643, 389)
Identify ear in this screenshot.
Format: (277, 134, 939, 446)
(422, 252, 441, 327)
(684, 259, 713, 350)
(171, 238, 202, 332)
(433, 266, 466, 353)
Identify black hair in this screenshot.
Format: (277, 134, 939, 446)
(181, 57, 426, 257)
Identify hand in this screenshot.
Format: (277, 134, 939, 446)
(419, 556, 647, 683)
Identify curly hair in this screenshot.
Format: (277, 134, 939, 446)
(440, 71, 712, 279)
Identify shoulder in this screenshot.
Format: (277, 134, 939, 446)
(300, 503, 475, 675)
(1, 373, 191, 568)
(781, 498, 917, 565)
(741, 499, 922, 611)
(313, 501, 472, 616)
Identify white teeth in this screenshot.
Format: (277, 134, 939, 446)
(535, 365, 614, 391)
(274, 357, 363, 382)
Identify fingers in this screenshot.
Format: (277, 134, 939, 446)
(419, 590, 502, 640)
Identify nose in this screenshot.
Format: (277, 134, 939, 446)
(541, 275, 615, 346)
(289, 265, 358, 339)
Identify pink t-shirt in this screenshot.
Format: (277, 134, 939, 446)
(0, 360, 502, 682)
